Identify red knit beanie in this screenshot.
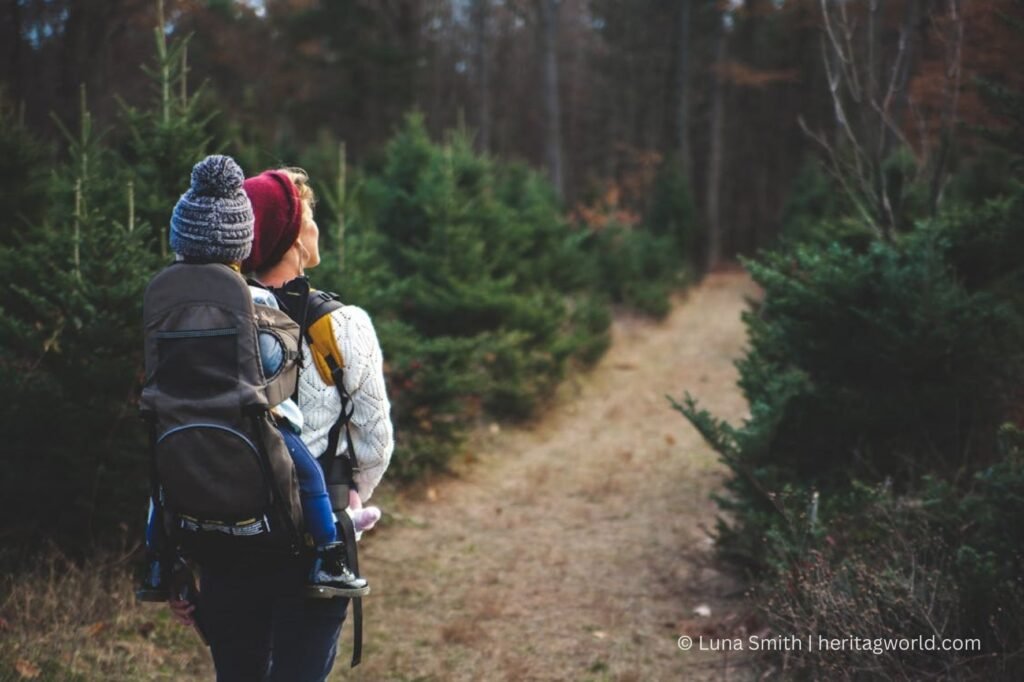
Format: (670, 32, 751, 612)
(242, 170, 303, 273)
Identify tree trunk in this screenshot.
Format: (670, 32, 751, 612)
(7, 0, 24, 104)
(676, 0, 691, 180)
(538, 0, 564, 200)
(705, 13, 728, 270)
(429, 1, 443, 132)
(927, 0, 963, 216)
(473, 0, 491, 153)
(396, 0, 422, 117)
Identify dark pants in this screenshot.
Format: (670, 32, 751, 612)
(197, 556, 349, 682)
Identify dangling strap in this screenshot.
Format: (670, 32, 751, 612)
(319, 351, 363, 668)
(336, 505, 363, 666)
(321, 352, 357, 490)
(141, 410, 169, 558)
(297, 289, 364, 667)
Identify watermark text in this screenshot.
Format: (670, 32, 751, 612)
(677, 634, 981, 655)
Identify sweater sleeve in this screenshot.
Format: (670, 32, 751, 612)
(331, 306, 394, 501)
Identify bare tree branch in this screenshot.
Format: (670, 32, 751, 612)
(804, 0, 957, 239)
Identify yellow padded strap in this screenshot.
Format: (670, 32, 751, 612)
(307, 312, 344, 386)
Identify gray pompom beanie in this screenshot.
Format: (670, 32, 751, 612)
(169, 155, 254, 262)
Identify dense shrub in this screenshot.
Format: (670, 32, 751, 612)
(675, 174, 1024, 678)
(585, 225, 683, 318)
(646, 155, 699, 265)
(0, 106, 162, 550)
(761, 489, 978, 680)
(0, 32, 229, 551)
(755, 429, 1024, 679)
(924, 425, 1024, 652)
(684, 191, 1024, 489)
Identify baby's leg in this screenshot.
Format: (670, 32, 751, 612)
(278, 427, 337, 547)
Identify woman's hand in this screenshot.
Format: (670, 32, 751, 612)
(168, 598, 196, 627)
(348, 488, 363, 510)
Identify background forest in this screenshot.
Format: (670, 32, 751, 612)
(1, 0, 1024, 679)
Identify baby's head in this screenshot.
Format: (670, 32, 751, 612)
(169, 155, 254, 264)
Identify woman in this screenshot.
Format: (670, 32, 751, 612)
(170, 167, 394, 681)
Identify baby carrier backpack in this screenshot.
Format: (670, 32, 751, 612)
(139, 261, 304, 557)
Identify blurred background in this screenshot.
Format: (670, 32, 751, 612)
(6, 0, 1019, 260)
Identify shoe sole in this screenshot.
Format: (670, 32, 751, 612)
(305, 584, 371, 599)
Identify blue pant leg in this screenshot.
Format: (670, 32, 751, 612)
(268, 592, 350, 682)
(278, 427, 338, 547)
(198, 556, 349, 682)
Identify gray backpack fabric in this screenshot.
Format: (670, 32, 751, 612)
(140, 262, 304, 556)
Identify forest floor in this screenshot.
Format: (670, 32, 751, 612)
(1, 271, 760, 681)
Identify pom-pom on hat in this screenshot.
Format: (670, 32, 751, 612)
(242, 171, 303, 273)
(169, 155, 254, 263)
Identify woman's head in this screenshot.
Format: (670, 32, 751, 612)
(242, 167, 320, 278)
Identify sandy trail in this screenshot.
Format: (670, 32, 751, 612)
(346, 271, 760, 681)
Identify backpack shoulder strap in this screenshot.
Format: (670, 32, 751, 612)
(263, 283, 355, 488)
(300, 290, 356, 491)
(305, 290, 345, 387)
(264, 277, 345, 386)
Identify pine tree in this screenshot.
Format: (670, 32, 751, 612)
(0, 5, 215, 549)
(0, 83, 159, 548)
(315, 115, 611, 478)
(117, 0, 213, 258)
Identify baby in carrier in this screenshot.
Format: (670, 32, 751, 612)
(137, 155, 379, 601)
(249, 285, 382, 550)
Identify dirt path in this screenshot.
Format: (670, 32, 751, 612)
(347, 271, 760, 681)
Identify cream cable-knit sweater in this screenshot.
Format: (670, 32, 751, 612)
(295, 304, 394, 501)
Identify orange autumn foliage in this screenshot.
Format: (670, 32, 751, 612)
(716, 60, 799, 89)
(910, 0, 1024, 144)
(571, 145, 661, 230)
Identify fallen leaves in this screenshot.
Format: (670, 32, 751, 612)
(14, 659, 41, 679)
(84, 621, 108, 638)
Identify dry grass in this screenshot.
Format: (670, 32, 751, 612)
(0, 545, 211, 681)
